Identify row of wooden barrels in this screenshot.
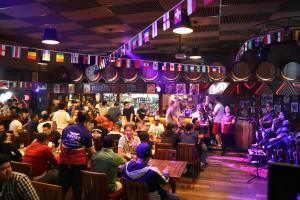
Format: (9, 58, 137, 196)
(70, 61, 300, 83)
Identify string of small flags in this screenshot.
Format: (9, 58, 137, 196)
(235, 29, 300, 62)
(112, 57, 226, 74)
(0, 80, 33, 89)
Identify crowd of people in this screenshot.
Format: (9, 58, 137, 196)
(0, 96, 293, 199)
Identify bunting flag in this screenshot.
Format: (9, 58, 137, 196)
(162, 62, 167, 71)
(127, 41, 132, 53)
(190, 65, 195, 72)
(187, 0, 196, 16)
(184, 64, 188, 72)
(126, 59, 131, 68)
(138, 32, 143, 47)
(70, 53, 79, 64)
(247, 39, 253, 50)
(152, 21, 158, 38)
(94, 56, 98, 65)
(132, 37, 137, 49)
(292, 30, 299, 41)
(244, 42, 248, 52)
(212, 66, 217, 72)
(153, 61, 158, 70)
(115, 58, 122, 67)
(87, 55, 92, 65)
(163, 11, 170, 31)
(42, 50, 51, 61)
(144, 29, 150, 43)
(11, 46, 21, 58)
(144, 61, 150, 69)
(82, 55, 88, 65)
(0, 45, 6, 56)
(196, 65, 201, 72)
(174, 3, 182, 24)
(56, 52, 64, 62)
(254, 37, 260, 47)
(202, 65, 206, 73)
(177, 64, 182, 72)
(277, 32, 284, 42)
(27, 49, 37, 61)
(264, 34, 271, 45)
(134, 60, 141, 69)
(170, 63, 175, 71)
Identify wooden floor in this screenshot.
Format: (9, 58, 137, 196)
(175, 152, 268, 200)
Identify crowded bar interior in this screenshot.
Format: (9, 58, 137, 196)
(0, 0, 300, 199)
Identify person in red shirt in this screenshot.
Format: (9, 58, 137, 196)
(23, 133, 58, 183)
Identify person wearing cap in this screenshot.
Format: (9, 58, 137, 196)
(148, 116, 164, 137)
(23, 132, 58, 184)
(92, 116, 109, 138)
(0, 154, 39, 200)
(118, 123, 140, 160)
(121, 143, 179, 200)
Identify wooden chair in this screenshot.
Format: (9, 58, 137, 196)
(154, 143, 172, 158)
(156, 149, 177, 161)
(10, 161, 33, 180)
(82, 170, 122, 200)
(31, 181, 62, 200)
(177, 143, 200, 181)
(121, 178, 149, 200)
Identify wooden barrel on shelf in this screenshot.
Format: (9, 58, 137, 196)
(69, 67, 83, 83)
(122, 67, 137, 82)
(281, 62, 300, 81)
(142, 68, 158, 82)
(101, 65, 118, 82)
(162, 70, 181, 81)
(256, 61, 276, 81)
(231, 62, 251, 81)
(208, 62, 226, 81)
(184, 71, 203, 81)
(85, 65, 100, 83)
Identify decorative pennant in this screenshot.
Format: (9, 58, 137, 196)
(0, 45, 6, 56)
(170, 63, 175, 71)
(70, 53, 79, 64)
(196, 65, 201, 72)
(292, 30, 300, 41)
(127, 41, 132, 53)
(27, 49, 37, 61)
(87, 55, 91, 65)
(132, 37, 137, 49)
(277, 31, 284, 42)
(144, 29, 150, 43)
(264, 34, 271, 45)
(184, 64, 188, 72)
(82, 55, 88, 64)
(177, 64, 182, 72)
(94, 55, 99, 65)
(174, 3, 182, 25)
(153, 61, 158, 70)
(202, 65, 206, 73)
(115, 58, 122, 68)
(162, 62, 167, 71)
(138, 32, 143, 47)
(190, 65, 195, 72)
(56, 52, 64, 62)
(163, 11, 170, 31)
(144, 61, 150, 70)
(134, 60, 141, 69)
(187, 0, 196, 16)
(247, 39, 253, 50)
(152, 21, 158, 38)
(42, 50, 51, 61)
(126, 59, 131, 68)
(11, 46, 21, 58)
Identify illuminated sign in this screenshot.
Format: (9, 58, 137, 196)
(208, 82, 229, 94)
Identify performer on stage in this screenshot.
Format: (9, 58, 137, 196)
(255, 102, 275, 145)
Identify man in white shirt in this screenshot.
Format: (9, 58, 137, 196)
(37, 114, 55, 133)
(9, 113, 23, 137)
(52, 102, 72, 134)
(148, 116, 164, 136)
(212, 97, 224, 146)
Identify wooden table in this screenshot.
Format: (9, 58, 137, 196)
(149, 159, 187, 193)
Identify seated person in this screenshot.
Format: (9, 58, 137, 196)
(23, 133, 58, 184)
(0, 130, 22, 162)
(136, 120, 151, 142)
(92, 116, 109, 138)
(108, 122, 123, 141)
(37, 114, 55, 134)
(180, 123, 198, 145)
(160, 123, 180, 150)
(121, 143, 179, 200)
(118, 123, 141, 160)
(91, 135, 126, 192)
(148, 116, 165, 136)
(42, 123, 60, 148)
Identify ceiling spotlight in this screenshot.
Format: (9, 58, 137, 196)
(189, 46, 202, 59)
(173, 14, 193, 35)
(42, 27, 60, 45)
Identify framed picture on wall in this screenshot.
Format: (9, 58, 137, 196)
(291, 102, 298, 113)
(189, 83, 199, 95)
(176, 83, 186, 94)
(165, 83, 176, 94)
(146, 84, 155, 94)
(283, 96, 290, 104)
(53, 84, 60, 94)
(83, 84, 90, 93)
(274, 104, 281, 113)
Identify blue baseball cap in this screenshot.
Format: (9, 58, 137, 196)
(136, 143, 151, 159)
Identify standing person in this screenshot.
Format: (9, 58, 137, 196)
(58, 112, 96, 200)
(122, 102, 135, 123)
(107, 102, 121, 123)
(166, 100, 178, 125)
(0, 154, 39, 200)
(91, 135, 126, 193)
(148, 116, 165, 136)
(220, 106, 236, 156)
(52, 102, 72, 134)
(26, 113, 39, 143)
(136, 103, 148, 123)
(118, 123, 141, 160)
(212, 97, 224, 146)
(8, 113, 23, 137)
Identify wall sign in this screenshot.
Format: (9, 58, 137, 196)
(208, 82, 229, 94)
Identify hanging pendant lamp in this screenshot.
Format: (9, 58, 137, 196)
(189, 46, 202, 59)
(173, 14, 193, 35)
(42, 27, 60, 45)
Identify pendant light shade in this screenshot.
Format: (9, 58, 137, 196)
(173, 14, 193, 35)
(190, 46, 202, 59)
(42, 27, 59, 45)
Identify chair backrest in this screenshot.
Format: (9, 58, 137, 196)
(121, 178, 149, 200)
(155, 143, 172, 158)
(177, 143, 197, 163)
(82, 170, 109, 200)
(31, 181, 62, 200)
(113, 140, 119, 153)
(156, 149, 177, 161)
(10, 161, 33, 180)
